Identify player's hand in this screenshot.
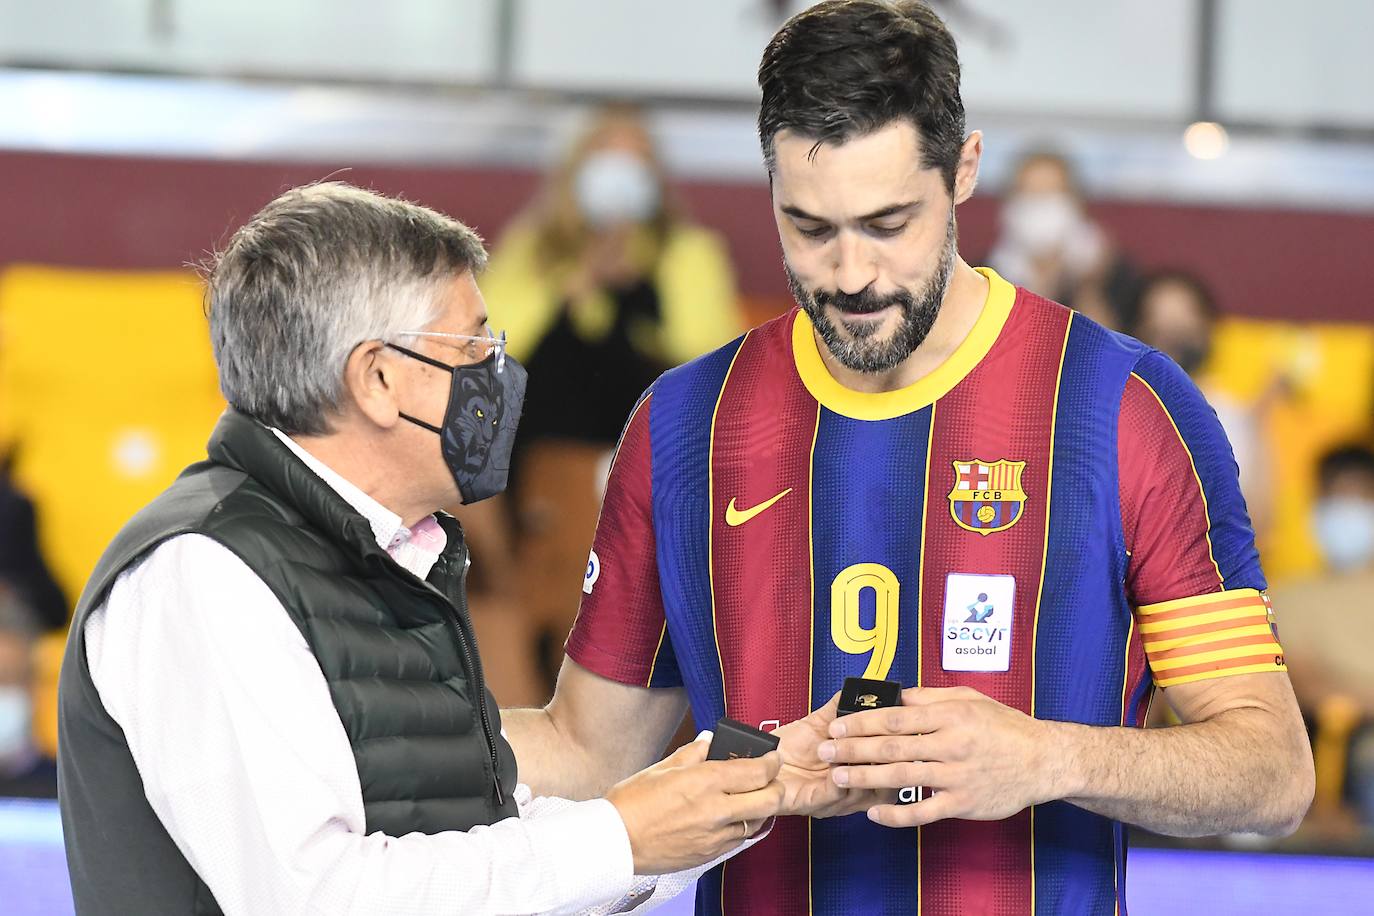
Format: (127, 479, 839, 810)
(773, 692, 891, 818)
(819, 686, 1063, 828)
(606, 735, 785, 874)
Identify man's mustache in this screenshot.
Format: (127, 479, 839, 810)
(812, 286, 914, 315)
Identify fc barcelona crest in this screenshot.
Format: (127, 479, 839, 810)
(949, 459, 1028, 536)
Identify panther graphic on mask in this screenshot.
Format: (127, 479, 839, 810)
(444, 369, 504, 478)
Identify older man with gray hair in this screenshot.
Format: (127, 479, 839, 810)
(57, 182, 785, 915)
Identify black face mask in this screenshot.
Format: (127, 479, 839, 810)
(386, 343, 527, 504)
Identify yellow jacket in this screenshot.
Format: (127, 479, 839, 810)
(480, 221, 744, 368)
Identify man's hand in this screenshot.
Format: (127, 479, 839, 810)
(605, 736, 785, 875)
(820, 686, 1064, 828)
(773, 692, 887, 818)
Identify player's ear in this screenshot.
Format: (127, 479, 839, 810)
(952, 131, 983, 206)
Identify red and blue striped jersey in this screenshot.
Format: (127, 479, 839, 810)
(567, 268, 1285, 916)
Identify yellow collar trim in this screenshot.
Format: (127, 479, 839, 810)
(791, 266, 1016, 421)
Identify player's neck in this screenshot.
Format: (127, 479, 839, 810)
(822, 259, 990, 395)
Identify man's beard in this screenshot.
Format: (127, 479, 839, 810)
(786, 215, 957, 374)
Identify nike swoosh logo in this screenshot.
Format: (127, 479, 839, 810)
(725, 488, 794, 527)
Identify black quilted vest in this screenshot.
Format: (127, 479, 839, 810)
(58, 410, 518, 915)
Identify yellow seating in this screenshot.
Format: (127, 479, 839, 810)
(1204, 318, 1374, 580)
(1, 265, 224, 756)
(0, 265, 224, 605)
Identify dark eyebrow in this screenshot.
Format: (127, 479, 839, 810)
(858, 201, 920, 221)
(780, 201, 921, 223)
(780, 204, 824, 222)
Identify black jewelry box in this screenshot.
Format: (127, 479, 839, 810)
(837, 676, 902, 716)
(707, 717, 781, 760)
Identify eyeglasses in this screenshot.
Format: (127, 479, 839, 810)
(392, 328, 508, 372)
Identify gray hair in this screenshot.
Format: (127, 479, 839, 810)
(205, 182, 488, 435)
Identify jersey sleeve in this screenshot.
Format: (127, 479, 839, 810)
(1118, 350, 1285, 688)
(564, 392, 682, 688)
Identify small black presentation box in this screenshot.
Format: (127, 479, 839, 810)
(836, 677, 923, 804)
(707, 717, 781, 761)
(837, 677, 902, 717)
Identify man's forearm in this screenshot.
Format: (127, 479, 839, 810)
(1049, 706, 1313, 836)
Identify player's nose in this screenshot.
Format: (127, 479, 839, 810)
(833, 232, 878, 295)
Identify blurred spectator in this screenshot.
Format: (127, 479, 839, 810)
(987, 149, 1139, 329)
(1128, 270, 1276, 535)
(1268, 443, 1374, 831)
(0, 584, 55, 798)
(1310, 445, 1374, 578)
(480, 104, 745, 687)
(482, 102, 744, 446)
(0, 448, 68, 631)
(1272, 444, 1374, 712)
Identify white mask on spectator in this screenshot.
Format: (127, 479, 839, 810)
(0, 686, 31, 765)
(1313, 498, 1374, 573)
(1000, 192, 1080, 257)
(574, 151, 660, 229)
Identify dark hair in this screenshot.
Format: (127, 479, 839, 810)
(1318, 443, 1374, 494)
(1124, 269, 1219, 335)
(757, 0, 966, 190)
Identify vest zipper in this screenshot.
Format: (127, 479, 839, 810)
(398, 540, 505, 807)
(451, 545, 505, 806)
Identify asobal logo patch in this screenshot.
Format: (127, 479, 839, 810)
(942, 573, 1015, 672)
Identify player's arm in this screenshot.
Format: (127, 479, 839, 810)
(504, 660, 688, 801)
(1048, 670, 1308, 835)
(1084, 354, 1310, 832)
(825, 670, 1310, 836)
(1047, 357, 1312, 834)
(502, 392, 690, 799)
(822, 352, 1313, 835)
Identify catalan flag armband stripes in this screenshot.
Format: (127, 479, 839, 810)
(1136, 588, 1286, 688)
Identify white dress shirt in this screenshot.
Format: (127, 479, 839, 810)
(82, 430, 735, 915)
